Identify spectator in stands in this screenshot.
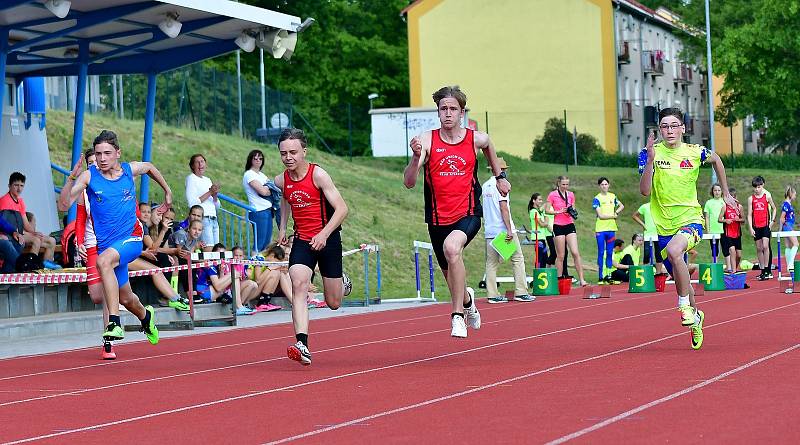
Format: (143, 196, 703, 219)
(221, 244, 261, 311)
(0, 172, 60, 269)
(608, 234, 643, 283)
(150, 208, 176, 267)
(242, 149, 278, 252)
(128, 202, 189, 311)
(168, 218, 204, 298)
(0, 216, 22, 273)
(185, 154, 220, 248)
(176, 204, 204, 232)
(249, 243, 291, 311)
(195, 243, 257, 315)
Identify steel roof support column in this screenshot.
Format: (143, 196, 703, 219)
(139, 71, 157, 203)
(0, 28, 8, 140)
(67, 42, 89, 223)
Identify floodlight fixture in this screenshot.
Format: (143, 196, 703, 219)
(295, 18, 316, 33)
(235, 31, 256, 52)
(45, 0, 71, 19)
(158, 12, 182, 39)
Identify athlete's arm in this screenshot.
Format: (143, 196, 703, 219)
(767, 195, 777, 228)
(58, 160, 86, 212)
(718, 209, 729, 225)
(475, 131, 510, 196)
(639, 132, 656, 196)
(403, 132, 431, 189)
(311, 167, 349, 251)
(59, 169, 90, 212)
(130, 161, 173, 213)
(615, 199, 624, 218)
(274, 174, 292, 245)
(632, 210, 646, 229)
(747, 196, 755, 236)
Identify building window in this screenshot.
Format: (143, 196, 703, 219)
(624, 77, 630, 101)
(658, 87, 663, 106)
(636, 136, 641, 152)
(634, 79, 640, 106)
(626, 135, 632, 154)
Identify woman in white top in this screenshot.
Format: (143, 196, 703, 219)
(242, 149, 274, 251)
(185, 153, 220, 246)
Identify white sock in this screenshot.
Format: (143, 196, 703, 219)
(678, 295, 690, 307)
(787, 246, 798, 269)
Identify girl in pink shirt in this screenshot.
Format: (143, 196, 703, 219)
(545, 176, 587, 286)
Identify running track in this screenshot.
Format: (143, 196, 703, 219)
(0, 279, 798, 444)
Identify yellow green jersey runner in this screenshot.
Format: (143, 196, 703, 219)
(639, 141, 711, 235)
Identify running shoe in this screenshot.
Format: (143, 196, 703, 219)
(487, 296, 508, 304)
(235, 306, 255, 316)
(140, 305, 159, 345)
(168, 299, 190, 311)
(514, 294, 536, 302)
(691, 309, 704, 350)
(287, 341, 312, 365)
(451, 314, 468, 338)
(679, 305, 696, 326)
(102, 321, 124, 341)
(43, 260, 62, 270)
(256, 303, 282, 312)
(101, 341, 116, 360)
(464, 287, 481, 329)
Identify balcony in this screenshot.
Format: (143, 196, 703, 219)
(676, 63, 693, 84)
(618, 41, 630, 64)
(642, 50, 664, 76)
(620, 100, 633, 123)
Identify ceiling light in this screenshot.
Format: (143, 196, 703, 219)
(235, 31, 255, 52)
(45, 0, 71, 19)
(158, 12, 182, 39)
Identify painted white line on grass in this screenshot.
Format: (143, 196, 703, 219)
(0, 295, 655, 407)
(0, 293, 644, 382)
(4, 299, 795, 445)
(545, 343, 800, 444)
(262, 301, 800, 445)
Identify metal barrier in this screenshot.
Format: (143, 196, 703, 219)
(217, 193, 257, 256)
(51, 162, 70, 194)
(773, 230, 800, 282)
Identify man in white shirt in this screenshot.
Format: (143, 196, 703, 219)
(482, 159, 534, 303)
(185, 154, 220, 247)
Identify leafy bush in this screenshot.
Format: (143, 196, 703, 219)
(530, 118, 602, 164)
(718, 153, 800, 171)
(584, 152, 639, 168)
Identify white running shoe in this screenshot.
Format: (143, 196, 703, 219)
(451, 315, 468, 338)
(287, 341, 312, 365)
(464, 287, 481, 329)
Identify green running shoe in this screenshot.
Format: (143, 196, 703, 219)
(140, 305, 159, 345)
(679, 305, 695, 326)
(168, 298, 190, 311)
(691, 309, 704, 350)
(103, 322, 124, 341)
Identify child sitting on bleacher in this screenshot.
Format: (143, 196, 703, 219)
(196, 243, 258, 315)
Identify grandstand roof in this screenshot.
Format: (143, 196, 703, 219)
(1, 0, 301, 78)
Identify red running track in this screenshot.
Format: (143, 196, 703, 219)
(0, 279, 798, 444)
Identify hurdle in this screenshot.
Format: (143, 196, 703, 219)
(655, 233, 721, 285)
(773, 230, 800, 282)
(180, 250, 237, 329)
(388, 240, 438, 303)
(341, 243, 382, 307)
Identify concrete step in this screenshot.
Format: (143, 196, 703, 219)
(0, 303, 233, 341)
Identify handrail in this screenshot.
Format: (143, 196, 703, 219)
(218, 193, 256, 212)
(51, 162, 69, 194)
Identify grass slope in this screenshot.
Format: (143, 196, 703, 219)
(46, 110, 799, 300)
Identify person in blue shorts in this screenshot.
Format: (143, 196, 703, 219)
(60, 130, 172, 345)
(780, 186, 797, 271)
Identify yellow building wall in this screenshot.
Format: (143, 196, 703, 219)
(407, 0, 619, 157)
(711, 75, 745, 155)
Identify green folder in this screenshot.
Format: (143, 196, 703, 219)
(491, 231, 518, 261)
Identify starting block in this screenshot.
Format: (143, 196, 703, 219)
(780, 279, 794, 294)
(582, 285, 611, 299)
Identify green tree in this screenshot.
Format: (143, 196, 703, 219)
(531, 118, 602, 165)
(224, 0, 410, 156)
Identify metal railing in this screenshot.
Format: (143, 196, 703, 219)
(217, 193, 258, 256)
(642, 51, 664, 75)
(51, 162, 70, 194)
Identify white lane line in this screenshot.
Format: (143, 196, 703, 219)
(0, 295, 653, 407)
(262, 301, 800, 445)
(545, 343, 800, 444)
(0, 296, 648, 382)
(5, 299, 795, 445)
(0, 293, 633, 381)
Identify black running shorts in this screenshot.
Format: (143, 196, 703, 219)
(427, 215, 481, 270)
(289, 230, 343, 278)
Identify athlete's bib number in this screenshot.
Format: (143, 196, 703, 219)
(537, 272, 549, 290)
